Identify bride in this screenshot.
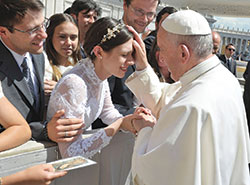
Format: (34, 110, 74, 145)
(47, 17, 155, 158)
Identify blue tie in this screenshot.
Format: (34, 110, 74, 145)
(21, 57, 37, 109)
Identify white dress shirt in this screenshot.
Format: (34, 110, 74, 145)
(0, 39, 39, 96)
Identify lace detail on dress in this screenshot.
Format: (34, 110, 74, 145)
(69, 59, 103, 101)
(67, 129, 112, 158)
(47, 57, 122, 159)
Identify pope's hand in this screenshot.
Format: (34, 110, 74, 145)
(127, 25, 149, 71)
(132, 107, 156, 133)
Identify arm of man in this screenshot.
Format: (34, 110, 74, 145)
(126, 66, 181, 119)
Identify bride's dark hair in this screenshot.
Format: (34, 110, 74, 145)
(83, 17, 133, 60)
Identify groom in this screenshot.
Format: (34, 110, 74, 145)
(126, 10, 250, 185)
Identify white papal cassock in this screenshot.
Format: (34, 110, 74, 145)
(125, 55, 250, 185)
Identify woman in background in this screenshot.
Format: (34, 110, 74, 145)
(44, 13, 81, 95)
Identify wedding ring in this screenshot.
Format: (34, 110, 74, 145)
(65, 131, 67, 137)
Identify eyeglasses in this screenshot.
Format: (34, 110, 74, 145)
(8, 18, 49, 36)
(228, 48, 235, 52)
(129, 5, 156, 20)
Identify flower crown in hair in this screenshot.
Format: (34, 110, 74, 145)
(100, 23, 124, 44)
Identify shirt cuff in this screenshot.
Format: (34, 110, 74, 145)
(135, 65, 151, 75)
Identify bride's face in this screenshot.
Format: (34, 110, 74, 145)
(102, 38, 134, 78)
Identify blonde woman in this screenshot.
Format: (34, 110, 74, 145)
(44, 13, 81, 94)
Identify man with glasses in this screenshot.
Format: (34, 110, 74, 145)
(123, 0, 160, 33)
(219, 43, 237, 75)
(0, 0, 83, 142)
(70, 0, 102, 58)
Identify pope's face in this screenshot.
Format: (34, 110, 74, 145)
(157, 27, 182, 81)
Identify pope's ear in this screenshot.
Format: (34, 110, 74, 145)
(178, 44, 190, 64)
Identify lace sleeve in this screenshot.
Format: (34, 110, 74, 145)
(48, 74, 113, 159)
(99, 81, 123, 125)
(47, 74, 87, 120)
(66, 129, 112, 158)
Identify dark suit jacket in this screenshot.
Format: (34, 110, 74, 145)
(219, 54, 237, 76)
(0, 40, 47, 141)
(144, 30, 156, 60)
(243, 61, 250, 80)
(243, 61, 250, 136)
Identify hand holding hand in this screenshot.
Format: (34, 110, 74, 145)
(132, 107, 156, 133)
(120, 113, 145, 134)
(47, 110, 84, 143)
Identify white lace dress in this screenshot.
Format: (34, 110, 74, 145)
(47, 58, 123, 158)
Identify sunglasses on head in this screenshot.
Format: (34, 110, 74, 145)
(228, 48, 235, 52)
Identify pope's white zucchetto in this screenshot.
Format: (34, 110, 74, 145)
(161, 10, 211, 35)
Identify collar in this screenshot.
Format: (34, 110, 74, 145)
(79, 58, 103, 84)
(225, 55, 231, 60)
(180, 55, 220, 86)
(0, 37, 31, 69)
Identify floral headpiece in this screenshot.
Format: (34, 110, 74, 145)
(100, 23, 124, 44)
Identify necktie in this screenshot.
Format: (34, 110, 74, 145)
(226, 59, 230, 69)
(21, 57, 37, 108)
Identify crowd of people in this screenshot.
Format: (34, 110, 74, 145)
(0, 0, 250, 185)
